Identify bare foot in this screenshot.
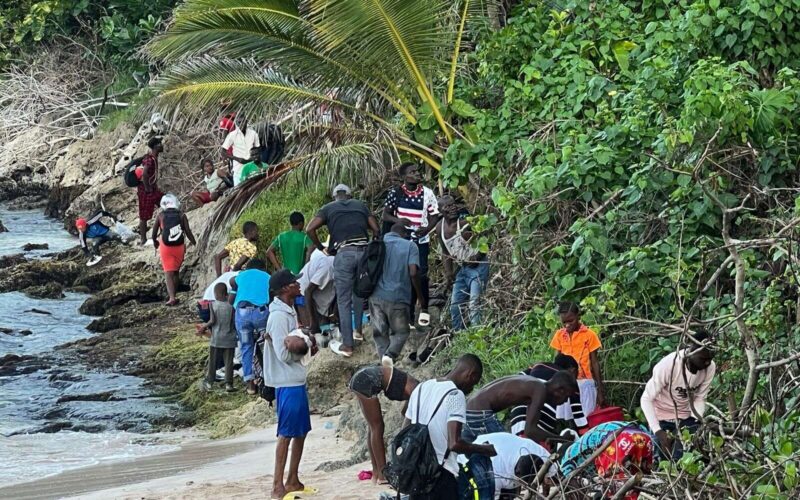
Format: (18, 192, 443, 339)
(373, 473, 387, 484)
(284, 479, 305, 494)
(271, 484, 286, 499)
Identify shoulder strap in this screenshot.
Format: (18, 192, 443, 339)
(428, 387, 458, 425)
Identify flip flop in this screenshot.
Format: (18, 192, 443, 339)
(329, 340, 352, 358)
(282, 486, 318, 499)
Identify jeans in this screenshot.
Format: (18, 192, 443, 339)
(462, 410, 505, 443)
(409, 468, 458, 500)
(333, 246, 366, 348)
(410, 242, 430, 319)
(83, 232, 119, 257)
(450, 261, 490, 331)
(234, 305, 269, 382)
(369, 297, 411, 360)
(659, 417, 699, 460)
(458, 454, 495, 500)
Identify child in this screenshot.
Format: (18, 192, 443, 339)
(200, 283, 237, 392)
(550, 301, 606, 416)
(191, 159, 229, 205)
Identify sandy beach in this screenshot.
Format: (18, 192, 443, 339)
(1, 415, 389, 500)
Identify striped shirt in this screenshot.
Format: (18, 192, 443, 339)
(384, 184, 438, 244)
(509, 363, 588, 436)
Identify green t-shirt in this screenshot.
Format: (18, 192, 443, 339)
(239, 161, 266, 184)
(272, 230, 313, 274)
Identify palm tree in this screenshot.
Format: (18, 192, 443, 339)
(148, 0, 495, 227)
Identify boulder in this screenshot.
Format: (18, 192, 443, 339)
(19, 329, 33, 336)
(79, 277, 164, 316)
(0, 254, 25, 269)
(0, 218, 6, 232)
(5, 195, 47, 211)
(22, 242, 49, 251)
(23, 282, 65, 299)
(0, 259, 81, 293)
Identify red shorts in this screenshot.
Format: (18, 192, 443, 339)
(159, 242, 185, 272)
(137, 187, 163, 221)
(196, 191, 213, 204)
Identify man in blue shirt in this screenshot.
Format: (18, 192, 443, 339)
(369, 223, 427, 366)
(229, 258, 270, 395)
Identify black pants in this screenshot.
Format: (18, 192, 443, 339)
(207, 346, 234, 385)
(410, 469, 458, 500)
(410, 242, 430, 319)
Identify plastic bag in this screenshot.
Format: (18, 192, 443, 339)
(115, 221, 136, 243)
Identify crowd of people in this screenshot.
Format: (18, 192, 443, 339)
(72, 113, 719, 499)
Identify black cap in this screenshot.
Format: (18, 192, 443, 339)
(269, 269, 302, 292)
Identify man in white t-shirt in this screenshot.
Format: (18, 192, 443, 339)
(221, 116, 260, 186)
(404, 354, 497, 500)
(457, 432, 555, 499)
(297, 247, 335, 332)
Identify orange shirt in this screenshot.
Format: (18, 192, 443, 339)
(550, 324, 602, 380)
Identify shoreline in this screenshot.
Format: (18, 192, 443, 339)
(0, 416, 387, 500)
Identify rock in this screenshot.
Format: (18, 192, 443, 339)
(47, 371, 85, 383)
(0, 254, 25, 269)
(19, 329, 33, 336)
(56, 391, 116, 403)
(68, 285, 91, 294)
(45, 184, 89, 220)
(79, 277, 163, 316)
(0, 353, 48, 376)
(0, 259, 80, 293)
(23, 282, 65, 299)
(0, 327, 12, 334)
(22, 242, 49, 251)
(26, 308, 52, 315)
(5, 195, 48, 211)
(0, 218, 6, 232)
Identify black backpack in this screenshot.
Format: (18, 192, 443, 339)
(160, 208, 185, 246)
(258, 123, 286, 165)
(122, 155, 146, 187)
(384, 385, 457, 495)
(353, 240, 385, 299)
(253, 334, 276, 406)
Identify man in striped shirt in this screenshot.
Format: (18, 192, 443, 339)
(382, 163, 440, 320)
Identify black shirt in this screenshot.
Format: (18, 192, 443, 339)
(316, 199, 371, 249)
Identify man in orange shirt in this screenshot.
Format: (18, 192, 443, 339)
(550, 302, 606, 417)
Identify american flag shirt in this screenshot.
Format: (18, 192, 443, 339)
(385, 184, 439, 244)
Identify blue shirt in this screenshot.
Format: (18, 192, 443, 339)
(86, 223, 109, 238)
(233, 269, 271, 307)
(372, 232, 420, 305)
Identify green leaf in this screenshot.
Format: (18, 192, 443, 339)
(611, 40, 637, 72)
(561, 274, 576, 291)
(450, 99, 478, 118)
(709, 0, 720, 9)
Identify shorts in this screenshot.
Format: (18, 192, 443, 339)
(462, 410, 505, 443)
(159, 242, 186, 272)
(384, 368, 407, 401)
(295, 295, 305, 307)
(349, 365, 383, 399)
(196, 191, 213, 204)
(276, 385, 312, 438)
(197, 300, 211, 322)
(137, 187, 163, 221)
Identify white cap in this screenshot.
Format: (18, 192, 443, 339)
(332, 184, 351, 197)
(160, 193, 180, 210)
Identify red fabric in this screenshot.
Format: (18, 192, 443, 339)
(219, 113, 236, 132)
(594, 430, 653, 499)
(196, 191, 213, 204)
(137, 153, 161, 220)
(159, 242, 186, 272)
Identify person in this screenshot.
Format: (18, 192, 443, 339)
(191, 158, 229, 205)
(640, 330, 716, 459)
(297, 244, 335, 333)
(137, 137, 165, 245)
(267, 212, 313, 275)
(221, 115, 260, 186)
(229, 258, 270, 395)
(263, 269, 317, 499)
(463, 372, 576, 444)
(306, 184, 380, 357)
(403, 354, 497, 500)
(509, 354, 588, 438)
(457, 432, 555, 500)
(152, 194, 196, 306)
(369, 222, 426, 366)
(197, 270, 239, 322)
(382, 162, 439, 318)
(550, 301, 606, 417)
(432, 195, 489, 331)
(214, 221, 259, 276)
(199, 283, 237, 392)
(76, 209, 120, 265)
(238, 146, 269, 185)
(349, 365, 420, 484)
(559, 421, 654, 490)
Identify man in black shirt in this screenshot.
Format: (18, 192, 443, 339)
(306, 184, 380, 357)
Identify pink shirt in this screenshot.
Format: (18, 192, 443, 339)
(640, 350, 715, 433)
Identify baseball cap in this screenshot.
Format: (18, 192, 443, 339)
(76, 218, 88, 229)
(332, 184, 351, 197)
(269, 269, 302, 292)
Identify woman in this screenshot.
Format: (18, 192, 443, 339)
(152, 194, 196, 306)
(191, 158, 229, 205)
(348, 365, 419, 483)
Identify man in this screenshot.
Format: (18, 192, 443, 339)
(370, 222, 427, 366)
(297, 244, 335, 333)
(263, 269, 317, 499)
(464, 372, 577, 444)
(457, 432, 555, 500)
(550, 301, 606, 416)
(221, 115, 260, 186)
(404, 354, 497, 500)
(137, 137, 164, 245)
(238, 146, 268, 185)
(76, 208, 120, 265)
(432, 196, 489, 331)
(509, 354, 588, 438)
(267, 211, 313, 274)
(306, 184, 380, 357)
(229, 258, 270, 395)
(641, 330, 716, 459)
(214, 221, 259, 276)
(349, 365, 420, 484)
(382, 163, 439, 318)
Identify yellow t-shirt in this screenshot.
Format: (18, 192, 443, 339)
(225, 237, 257, 267)
(550, 324, 602, 380)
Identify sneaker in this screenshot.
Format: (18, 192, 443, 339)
(353, 330, 364, 341)
(201, 380, 212, 391)
(225, 383, 235, 393)
(381, 355, 394, 369)
(215, 368, 225, 381)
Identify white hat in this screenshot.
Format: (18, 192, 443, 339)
(160, 193, 180, 210)
(332, 184, 351, 197)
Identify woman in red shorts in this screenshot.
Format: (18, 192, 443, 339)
(152, 194, 196, 306)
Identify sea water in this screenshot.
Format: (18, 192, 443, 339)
(0, 208, 180, 486)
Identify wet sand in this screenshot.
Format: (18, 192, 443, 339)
(1, 416, 389, 500)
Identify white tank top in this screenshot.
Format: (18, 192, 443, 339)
(441, 219, 478, 263)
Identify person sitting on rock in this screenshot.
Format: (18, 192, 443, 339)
(191, 158, 229, 205)
(348, 364, 420, 484)
(463, 373, 576, 444)
(76, 209, 120, 266)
